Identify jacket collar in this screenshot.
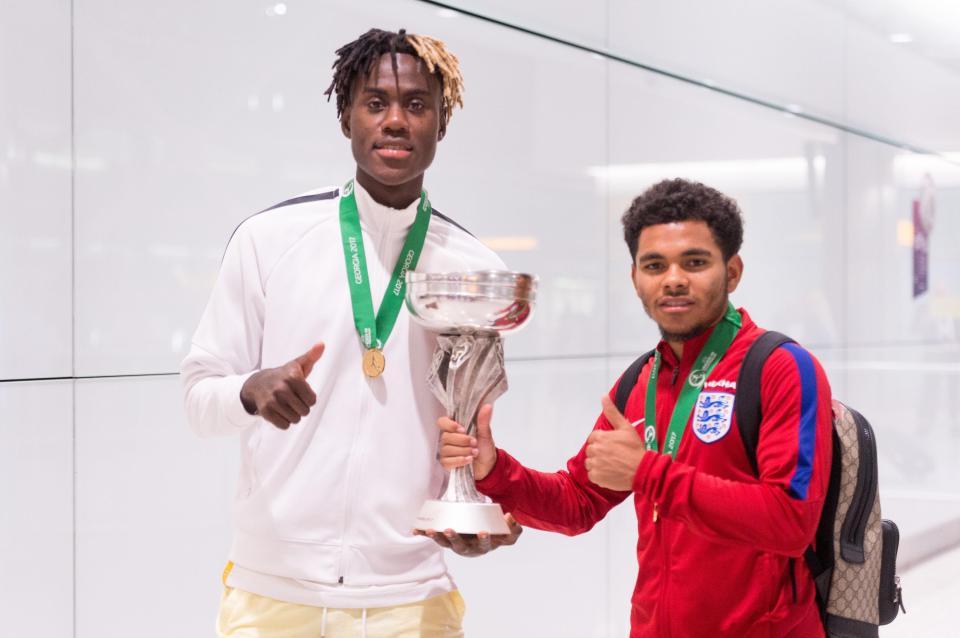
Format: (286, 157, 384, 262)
(352, 178, 422, 236)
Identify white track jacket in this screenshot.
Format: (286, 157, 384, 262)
(180, 181, 505, 606)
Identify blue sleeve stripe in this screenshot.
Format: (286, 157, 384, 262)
(782, 343, 818, 500)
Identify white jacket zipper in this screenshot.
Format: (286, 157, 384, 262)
(335, 376, 370, 585)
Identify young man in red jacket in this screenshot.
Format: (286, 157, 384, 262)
(436, 178, 833, 637)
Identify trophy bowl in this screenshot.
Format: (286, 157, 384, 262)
(406, 270, 538, 534)
(405, 270, 537, 335)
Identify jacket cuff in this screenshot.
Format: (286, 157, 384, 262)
(475, 448, 509, 496)
(223, 371, 261, 430)
(633, 450, 672, 497)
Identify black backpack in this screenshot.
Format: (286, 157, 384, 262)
(614, 331, 905, 637)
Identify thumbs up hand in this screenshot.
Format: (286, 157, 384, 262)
(584, 395, 647, 491)
(240, 342, 325, 430)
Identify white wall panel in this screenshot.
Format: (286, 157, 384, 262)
(73, 0, 350, 376)
(0, 380, 73, 638)
(0, 0, 72, 379)
(605, 62, 846, 356)
(845, 135, 960, 346)
(74, 0, 606, 377)
(607, 1, 960, 154)
(427, 16, 607, 359)
(841, 344, 960, 491)
(842, 343, 960, 565)
(450, 358, 615, 636)
(75, 376, 237, 638)
(608, 0, 846, 123)
(845, 20, 960, 152)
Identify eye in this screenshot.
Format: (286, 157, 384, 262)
(641, 262, 665, 273)
(408, 99, 426, 112)
(366, 98, 385, 111)
(685, 258, 708, 269)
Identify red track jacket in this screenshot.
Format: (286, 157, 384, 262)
(477, 309, 832, 638)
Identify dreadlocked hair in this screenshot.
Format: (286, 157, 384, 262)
(324, 28, 465, 129)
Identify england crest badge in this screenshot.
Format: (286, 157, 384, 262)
(693, 392, 734, 443)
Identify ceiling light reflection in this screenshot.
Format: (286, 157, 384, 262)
(171, 330, 186, 353)
(265, 3, 287, 17)
(589, 157, 811, 193)
(812, 155, 827, 175)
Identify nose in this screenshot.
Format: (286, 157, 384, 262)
(382, 102, 409, 135)
(663, 263, 689, 293)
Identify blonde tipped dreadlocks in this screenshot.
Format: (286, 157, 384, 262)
(405, 34, 464, 115)
(324, 28, 465, 130)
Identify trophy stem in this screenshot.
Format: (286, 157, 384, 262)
(440, 464, 486, 503)
(416, 332, 509, 533)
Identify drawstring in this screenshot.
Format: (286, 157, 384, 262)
(361, 607, 368, 638)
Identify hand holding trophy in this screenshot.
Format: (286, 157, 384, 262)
(405, 270, 537, 536)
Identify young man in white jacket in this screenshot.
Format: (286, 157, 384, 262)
(180, 28, 520, 638)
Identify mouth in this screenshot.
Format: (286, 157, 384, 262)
(373, 142, 413, 160)
(658, 298, 695, 314)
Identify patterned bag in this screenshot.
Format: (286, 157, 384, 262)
(613, 331, 906, 637)
(735, 332, 905, 637)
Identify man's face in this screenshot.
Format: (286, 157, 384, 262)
(341, 52, 444, 192)
(631, 220, 743, 343)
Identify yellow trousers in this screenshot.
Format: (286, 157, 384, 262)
(216, 586, 466, 638)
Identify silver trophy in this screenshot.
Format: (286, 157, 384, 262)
(406, 270, 537, 534)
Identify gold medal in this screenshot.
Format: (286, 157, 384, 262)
(362, 348, 386, 378)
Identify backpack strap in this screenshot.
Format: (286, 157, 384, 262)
(614, 350, 657, 416)
(734, 330, 836, 613)
(734, 331, 795, 477)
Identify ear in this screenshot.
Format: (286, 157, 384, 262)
(340, 113, 352, 139)
(725, 255, 743, 293)
(631, 262, 642, 298)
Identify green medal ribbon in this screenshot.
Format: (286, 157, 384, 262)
(338, 178, 432, 354)
(643, 303, 742, 459)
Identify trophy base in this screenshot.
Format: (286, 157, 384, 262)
(414, 500, 510, 535)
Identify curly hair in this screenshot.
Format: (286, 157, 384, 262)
(621, 178, 744, 261)
(324, 28, 465, 133)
